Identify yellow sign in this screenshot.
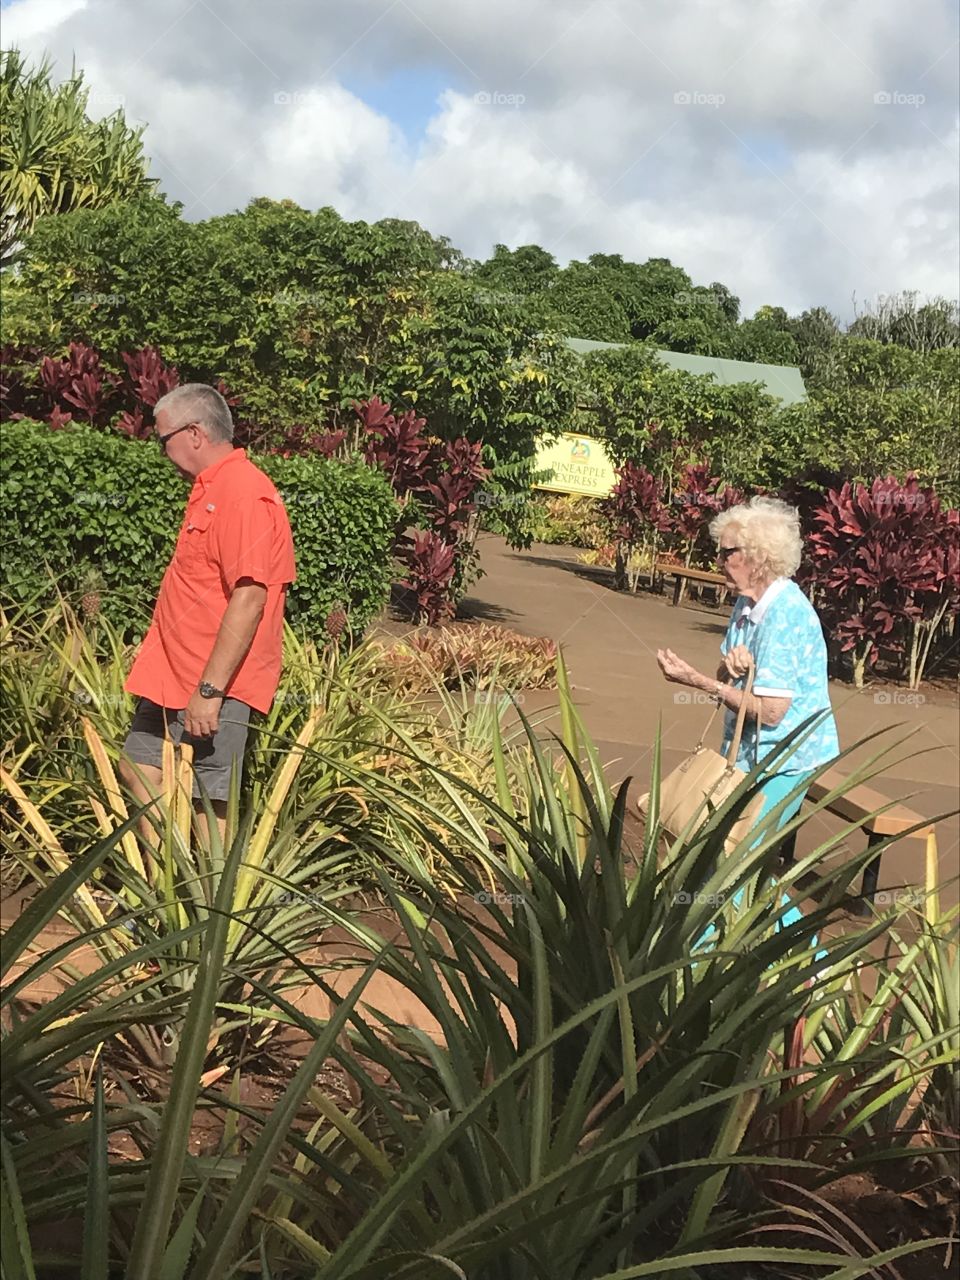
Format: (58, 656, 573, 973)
(533, 432, 617, 498)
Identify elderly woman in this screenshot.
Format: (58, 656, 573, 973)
(656, 495, 839, 871)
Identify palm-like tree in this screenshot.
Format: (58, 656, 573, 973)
(0, 49, 159, 267)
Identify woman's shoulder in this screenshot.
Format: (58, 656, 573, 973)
(769, 580, 819, 624)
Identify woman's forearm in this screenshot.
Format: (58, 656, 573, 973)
(694, 671, 763, 720)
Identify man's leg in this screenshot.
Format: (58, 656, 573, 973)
(182, 699, 251, 853)
(117, 757, 165, 848)
(120, 699, 177, 850)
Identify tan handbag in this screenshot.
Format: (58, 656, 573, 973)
(639, 656, 764, 849)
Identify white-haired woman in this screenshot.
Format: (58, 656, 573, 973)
(656, 497, 839, 929)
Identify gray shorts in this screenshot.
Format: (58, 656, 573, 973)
(122, 697, 252, 801)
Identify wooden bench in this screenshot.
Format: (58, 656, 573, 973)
(656, 561, 730, 608)
(781, 766, 937, 911)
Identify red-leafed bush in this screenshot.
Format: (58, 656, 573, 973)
(40, 342, 120, 426)
(121, 346, 180, 409)
(351, 399, 489, 623)
(600, 458, 743, 592)
(397, 529, 458, 625)
(803, 475, 960, 686)
(1, 342, 243, 441)
(360, 396, 433, 498)
(599, 463, 668, 592)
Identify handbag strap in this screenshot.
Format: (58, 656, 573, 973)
(692, 653, 756, 770)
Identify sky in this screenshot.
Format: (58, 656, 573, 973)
(2, 0, 958, 319)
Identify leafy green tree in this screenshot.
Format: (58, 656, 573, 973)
(785, 307, 843, 385)
(0, 49, 159, 266)
(474, 243, 559, 297)
(731, 307, 800, 366)
(804, 338, 959, 500)
(573, 345, 783, 491)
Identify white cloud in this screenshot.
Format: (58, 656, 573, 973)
(2, 0, 957, 317)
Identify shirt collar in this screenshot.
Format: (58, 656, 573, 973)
(738, 576, 789, 626)
(194, 447, 244, 491)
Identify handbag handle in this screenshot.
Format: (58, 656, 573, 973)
(692, 653, 756, 770)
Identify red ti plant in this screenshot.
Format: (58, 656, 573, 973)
(356, 398, 490, 623)
(40, 342, 119, 426)
(397, 529, 458, 625)
(803, 475, 959, 687)
(663, 463, 744, 574)
(600, 462, 668, 592)
(359, 396, 432, 500)
(420, 439, 489, 541)
(121, 346, 180, 409)
(115, 346, 180, 438)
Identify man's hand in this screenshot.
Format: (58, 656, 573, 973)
(723, 644, 753, 679)
(183, 689, 223, 738)
(657, 648, 702, 686)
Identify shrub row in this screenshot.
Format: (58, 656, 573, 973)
(0, 420, 398, 637)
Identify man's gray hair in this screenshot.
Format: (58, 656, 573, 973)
(154, 384, 234, 443)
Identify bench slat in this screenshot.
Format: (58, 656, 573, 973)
(656, 563, 727, 586)
(806, 769, 933, 838)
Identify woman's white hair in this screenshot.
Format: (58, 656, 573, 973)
(709, 496, 803, 579)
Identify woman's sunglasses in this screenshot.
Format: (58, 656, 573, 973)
(717, 546, 742, 563)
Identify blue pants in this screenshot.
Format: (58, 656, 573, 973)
(695, 770, 823, 956)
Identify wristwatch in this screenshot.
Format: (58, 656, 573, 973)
(198, 681, 226, 699)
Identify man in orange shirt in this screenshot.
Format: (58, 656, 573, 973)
(120, 384, 295, 833)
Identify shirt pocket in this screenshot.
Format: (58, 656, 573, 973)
(176, 511, 214, 566)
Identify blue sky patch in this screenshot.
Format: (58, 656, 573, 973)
(343, 65, 456, 145)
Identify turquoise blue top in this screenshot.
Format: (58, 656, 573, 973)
(720, 577, 840, 775)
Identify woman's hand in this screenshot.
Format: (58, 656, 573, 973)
(723, 644, 753, 679)
(657, 648, 701, 686)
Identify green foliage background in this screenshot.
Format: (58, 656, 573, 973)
(0, 420, 398, 636)
(2, 193, 957, 504)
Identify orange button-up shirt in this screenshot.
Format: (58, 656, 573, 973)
(125, 449, 296, 714)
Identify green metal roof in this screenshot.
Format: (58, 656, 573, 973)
(564, 336, 807, 405)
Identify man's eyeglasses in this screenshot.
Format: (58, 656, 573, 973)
(157, 423, 196, 452)
(717, 546, 742, 563)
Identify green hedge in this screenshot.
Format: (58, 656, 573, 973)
(0, 421, 398, 637)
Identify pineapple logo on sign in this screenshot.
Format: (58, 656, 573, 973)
(570, 439, 591, 461)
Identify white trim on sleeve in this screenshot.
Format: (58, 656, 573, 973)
(753, 685, 795, 698)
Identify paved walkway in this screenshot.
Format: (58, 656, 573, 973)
(461, 535, 959, 907)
